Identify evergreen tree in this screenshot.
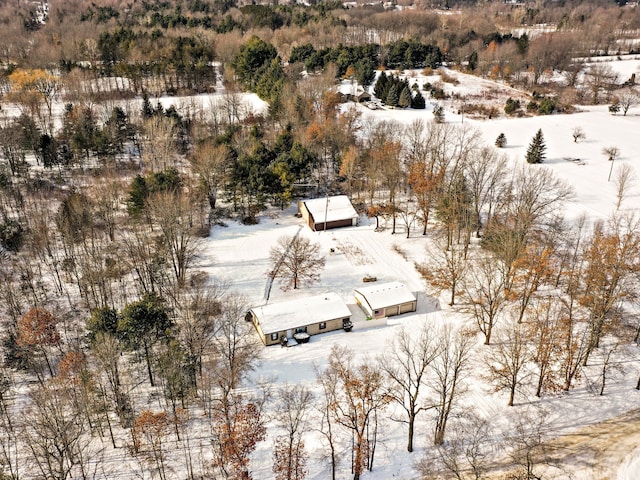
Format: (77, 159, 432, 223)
(142, 92, 154, 118)
(526, 129, 546, 164)
(386, 84, 400, 107)
(495, 133, 507, 148)
(127, 174, 148, 216)
(373, 72, 388, 99)
(355, 58, 376, 87)
(411, 90, 426, 109)
(398, 87, 412, 108)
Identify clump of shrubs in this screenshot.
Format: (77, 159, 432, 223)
(504, 97, 521, 115)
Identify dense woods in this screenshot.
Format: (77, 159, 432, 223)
(2, 0, 640, 478)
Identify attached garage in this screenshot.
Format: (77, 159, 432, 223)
(249, 292, 353, 346)
(354, 281, 417, 319)
(298, 195, 358, 231)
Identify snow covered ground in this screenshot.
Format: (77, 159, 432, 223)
(196, 66, 640, 479)
(4, 60, 640, 478)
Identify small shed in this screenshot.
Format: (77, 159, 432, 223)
(354, 281, 417, 319)
(249, 292, 352, 346)
(298, 195, 358, 231)
(357, 91, 372, 103)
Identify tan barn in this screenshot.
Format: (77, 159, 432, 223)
(298, 195, 358, 231)
(249, 293, 353, 346)
(354, 281, 417, 319)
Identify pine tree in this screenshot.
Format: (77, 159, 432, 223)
(373, 72, 388, 99)
(495, 133, 507, 148)
(411, 90, 426, 109)
(386, 84, 400, 107)
(526, 129, 546, 164)
(398, 87, 412, 108)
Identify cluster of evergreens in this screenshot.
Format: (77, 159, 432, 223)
(373, 72, 426, 109)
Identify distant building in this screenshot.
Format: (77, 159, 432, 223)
(248, 293, 353, 346)
(354, 281, 417, 319)
(298, 195, 359, 231)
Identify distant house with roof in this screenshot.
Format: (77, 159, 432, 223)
(298, 195, 358, 231)
(248, 292, 353, 346)
(354, 281, 417, 319)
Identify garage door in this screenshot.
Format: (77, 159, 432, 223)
(399, 302, 415, 314)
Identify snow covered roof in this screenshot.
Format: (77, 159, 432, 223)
(354, 281, 416, 310)
(302, 195, 358, 224)
(251, 292, 351, 334)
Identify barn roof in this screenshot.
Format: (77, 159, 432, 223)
(251, 292, 351, 335)
(354, 281, 416, 310)
(302, 195, 358, 224)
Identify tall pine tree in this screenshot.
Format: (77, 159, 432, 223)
(526, 129, 546, 164)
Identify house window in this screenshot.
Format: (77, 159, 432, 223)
(295, 326, 307, 334)
(270, 333, 279, 341)
(374, 310, 380, 315)
(319, 322, 326, 330)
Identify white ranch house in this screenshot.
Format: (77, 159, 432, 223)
(248, 292, 353, 346)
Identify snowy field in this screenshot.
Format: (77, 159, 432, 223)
(197, 63, 640, 479)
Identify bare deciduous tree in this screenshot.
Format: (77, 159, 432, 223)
(380, 323, 440, 452)
(272, 384, 313, 480)
(617, 87, 639, 115)
(422, 237, 468, 307)
(269, 234, 325, 290)
(418, 413, 491, 480)
(486, 319, 531, 406)
(147, 191, 203, 289)
(571, 127, 586, 143)
(465, 255, 507, 345)
(430, 327, 473, 445)
(585, 64, 618, 104)
(612, 163, 636, 210)
(465, 147, 506, 238)
(24, 381, 92, 480)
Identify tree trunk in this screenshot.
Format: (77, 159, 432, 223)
(407, 415, 415, 452)
(144, 343, 155, 386)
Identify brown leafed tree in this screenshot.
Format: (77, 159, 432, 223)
(132, 410, 171, 480)
(579, 216, 640, 366)
(269, 234, 325, 290)
(526, 297, 565, 397)
(324, 345, 391, 480)
(508, 242, 556, 324)
(17, 307, 61, 378)
(211, 396, 267, 480)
